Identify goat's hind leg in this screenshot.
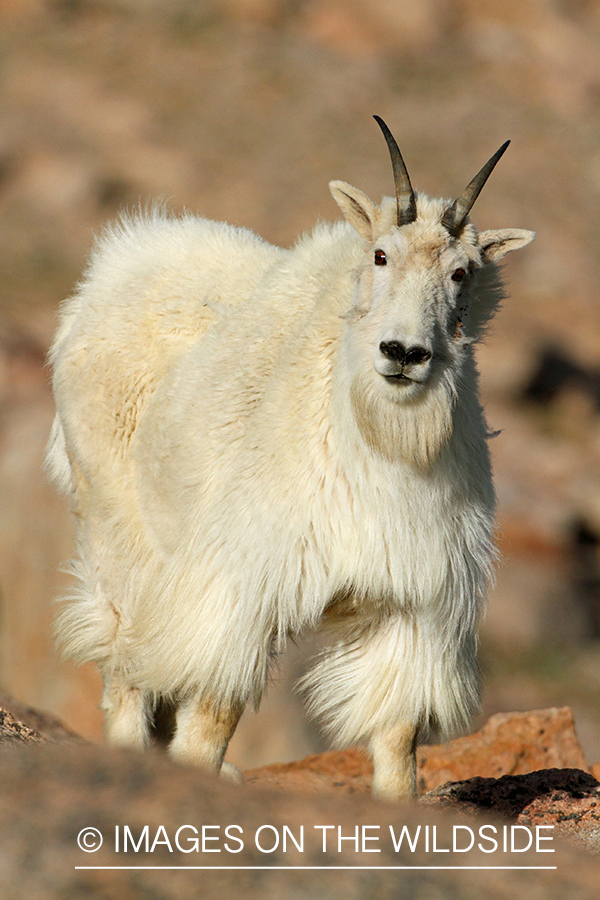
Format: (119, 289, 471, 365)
(101, 673, 151, 750)
(169, 694, 244, 782)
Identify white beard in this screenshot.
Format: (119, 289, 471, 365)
(350, 370, 455, 468)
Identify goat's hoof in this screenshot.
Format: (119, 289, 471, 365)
(220, 761, 244, 784)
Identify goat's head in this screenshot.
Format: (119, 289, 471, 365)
(330, 117, 534, 464)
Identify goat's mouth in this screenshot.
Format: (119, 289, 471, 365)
(382, 370, 429, 387)
(379, 370, 432, 395)
(384, 372, 410, 383)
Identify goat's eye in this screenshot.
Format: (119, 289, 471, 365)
(451, 268, 466, 283)
(374, 249, 387, 266)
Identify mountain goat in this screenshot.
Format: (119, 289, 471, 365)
(46, 117, 534, 799)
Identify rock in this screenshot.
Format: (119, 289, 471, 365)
(424, 768, 600, 855)
(0, 740, 598, 899)
(418, 707, 589, 791)
(1, 696, 600, 896)
(246, 707, 589, 794)
(0, 707, 45, 745)
(0, 691, 84, 744)
(245, 745, 372, 795)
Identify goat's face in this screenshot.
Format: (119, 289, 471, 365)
(330, 181, 534, 402)
(350, 202, 482, 404)
(330, 180, 534, 408)
(329, 127, 534, 465)
(369, 223, 470, 395)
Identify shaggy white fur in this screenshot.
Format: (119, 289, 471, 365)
(46, 150, 534, 799)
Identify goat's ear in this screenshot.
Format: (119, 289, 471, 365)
(329, 180, 379, 241)
(478, 228, 535, 263)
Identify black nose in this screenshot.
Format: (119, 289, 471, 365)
(379, 341, 432, 365)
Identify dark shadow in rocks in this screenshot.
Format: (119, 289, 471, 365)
(425, 768, 599, 819)
(568, 517, 600, 640)
(521, 345, 600, 411)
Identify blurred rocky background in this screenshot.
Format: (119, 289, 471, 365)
(1, 0, 600, 775)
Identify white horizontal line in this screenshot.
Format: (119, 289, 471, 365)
(75, 866, 558, 871)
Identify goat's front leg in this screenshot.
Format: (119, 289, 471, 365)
(169, 694, 244, 782)
(102, 674, 151, 750)
(370, 720, 419, 801)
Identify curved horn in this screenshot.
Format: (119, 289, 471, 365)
(373, 115, 417, 227)
(441, 140, 511, 238)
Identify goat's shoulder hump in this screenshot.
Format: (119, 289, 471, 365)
(91, 207, 279, 276)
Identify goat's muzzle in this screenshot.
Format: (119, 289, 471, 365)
(376, 340, 433, 384)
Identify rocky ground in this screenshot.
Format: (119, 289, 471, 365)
(2, 695, 600, 898)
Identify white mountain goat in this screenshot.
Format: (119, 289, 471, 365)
(46, 117, 534, 799)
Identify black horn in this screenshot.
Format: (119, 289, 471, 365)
(374, 115, 417, 227)
(441, 140, 511, 238)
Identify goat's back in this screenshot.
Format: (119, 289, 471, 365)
(47, 209, 282, 501)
